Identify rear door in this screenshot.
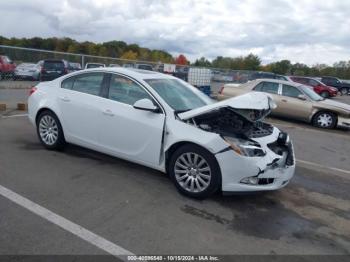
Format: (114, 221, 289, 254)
(279, 84, 313, 121)
(97, 73, 165, 167)
(58, 72, 108, 147)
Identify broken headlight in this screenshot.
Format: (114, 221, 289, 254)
(223, 137, 266, 157)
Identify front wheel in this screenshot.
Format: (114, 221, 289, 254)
(168, 144, 221, 199)
(312, 111, 337, 129)
(340, 87, 347, 95)
(36, 110, 66, 150)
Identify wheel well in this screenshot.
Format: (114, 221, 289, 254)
(165, 141, 220, 176)
(35, 108, 63, 129)
(35, 108, 55, 124)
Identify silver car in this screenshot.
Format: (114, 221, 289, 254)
(14, 63, 40, 80)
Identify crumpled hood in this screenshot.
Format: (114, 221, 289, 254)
(318, 99, 350, 112)
(178, 92, 276, 120)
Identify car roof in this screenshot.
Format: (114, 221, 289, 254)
(78, 67, 171, 80)
(253, 78, 303, 87)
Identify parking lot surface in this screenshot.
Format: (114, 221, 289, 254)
(0, 111, 349, 255)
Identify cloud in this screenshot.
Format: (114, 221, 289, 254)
(0, 0, 349, 65)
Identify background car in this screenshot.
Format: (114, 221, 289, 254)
(0, 55, 16, 79)
(289, 76, 338, 98)
(321, 76, 350, 95)
(85, 63, 105, 69)
(14, 63, 40, 80)
(109, 64, 121, 67)
(67, 62, 82, 73)
(249, 71, 289, 81)
(134, 64, 153, 71)
(122, 63, 135, 68)
(218, 79, 350, 129)
(28, 68, 295, 198)
(38, 60, 68, 81)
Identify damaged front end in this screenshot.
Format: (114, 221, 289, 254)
(177, 92, 295, 191)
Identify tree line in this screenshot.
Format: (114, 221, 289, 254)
(0, 36, 174, 63)
(1, 36, 350, 79)
(194, 56, 350, 79)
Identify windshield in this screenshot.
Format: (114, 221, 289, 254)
(300, 85, 324, 101)
(145, 79, 211, 112)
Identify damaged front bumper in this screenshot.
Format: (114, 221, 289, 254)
(216, 127, 295, 192)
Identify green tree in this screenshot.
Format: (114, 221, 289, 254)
(193, 57, 211, 67)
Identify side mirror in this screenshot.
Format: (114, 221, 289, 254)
(133, 98, 160, 113)
(297, 94, 307, 101)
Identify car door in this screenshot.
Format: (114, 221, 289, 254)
(278, 84, 313, 121)
(58, 72, 107, 147)
(97, 73, 165, 167)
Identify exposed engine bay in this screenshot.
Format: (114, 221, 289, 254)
(187, 107, 273, 139)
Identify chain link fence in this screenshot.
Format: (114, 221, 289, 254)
(0, 44, 278, 97)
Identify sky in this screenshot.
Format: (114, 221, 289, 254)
(1, 0, 349, 65)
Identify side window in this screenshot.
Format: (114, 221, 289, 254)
(262, 82, 279, 94)
(61, 77, 74, 90)
(108, 74, 152, 105)
(71, 73, 104, 96)
(308, 79, 318, 87)
(253, 82, 264, 91)
(282, 85, 303, 98)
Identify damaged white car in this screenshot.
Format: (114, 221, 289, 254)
(28, 68, 295, 198)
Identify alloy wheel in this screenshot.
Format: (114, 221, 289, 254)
(174, 152, 211, 193)
(39, 115, 59, 145)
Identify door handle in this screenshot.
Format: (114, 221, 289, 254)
(102, 109, 114, 116)
(281, 99, 287, 102)
(59, 96, 70, 102)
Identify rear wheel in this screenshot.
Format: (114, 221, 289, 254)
(168, 144, 221, 199)
(312, 111, 336, 129)
(36, 110, 66, 150)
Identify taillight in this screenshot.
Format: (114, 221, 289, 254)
(40, 67, 45, 73)
(29, 87, 37, 96)
(218, 86, 225, 94)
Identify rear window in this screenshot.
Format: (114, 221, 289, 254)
(44, 61, 64, 70)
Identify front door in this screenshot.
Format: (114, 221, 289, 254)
(278, 84, 313, 121)
(98, 73, 165, 167)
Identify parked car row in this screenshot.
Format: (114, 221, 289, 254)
(218, 79, 350, 129)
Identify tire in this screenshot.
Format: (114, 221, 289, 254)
(168, 144, 221, 199)
(340, 87, 348, 96)
(320, 91, 329, 98)
(36, 110, 66, 150)
(312, 111, 337, 129)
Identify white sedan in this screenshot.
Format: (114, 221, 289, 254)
(28, 68, 295, 198)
